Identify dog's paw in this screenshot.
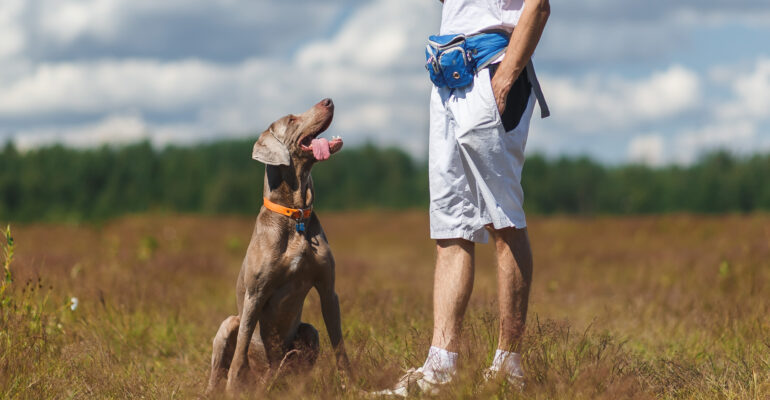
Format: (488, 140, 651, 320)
(225, 365, 252, 396)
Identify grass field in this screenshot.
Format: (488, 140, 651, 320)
(1, 212, 769, 399)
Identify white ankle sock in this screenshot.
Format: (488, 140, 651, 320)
(422, 346, 458, 383)
(491, 349, 524, 377)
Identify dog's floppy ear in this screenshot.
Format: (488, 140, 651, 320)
(252, 129, 290, 166)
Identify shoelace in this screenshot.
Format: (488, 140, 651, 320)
(397, 368, 422, 387)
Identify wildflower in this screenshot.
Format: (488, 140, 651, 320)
(70, 297, 78, 311)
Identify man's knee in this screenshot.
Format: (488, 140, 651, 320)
(489, 226, 529, 246)
(436, 238, 474, 252)
(490, 227, 532, 271)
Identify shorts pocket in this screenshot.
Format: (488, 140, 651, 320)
(476, 68, 502, 122)
(488, 63, 533, 132)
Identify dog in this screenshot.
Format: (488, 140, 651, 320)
(206, 98, 350, 395)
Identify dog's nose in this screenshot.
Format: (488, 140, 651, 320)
(321, 98, 333, 108)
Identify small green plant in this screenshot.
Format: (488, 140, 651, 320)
(1, 224, 14, 300)
(718, 260, 730, 278)
(137, 235, 159, 261)
(226, 235, 244, 253)
(0, 226, 74, 399)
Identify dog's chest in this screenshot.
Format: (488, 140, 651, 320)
(287, 253, 305, 274)
(282, 240, 316, 275)
(275, 252, 316, 297)
(279, 235, 331, 279)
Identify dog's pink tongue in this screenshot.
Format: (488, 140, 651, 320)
(311, 138, 331, 161)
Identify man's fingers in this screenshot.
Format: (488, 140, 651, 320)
(491, 77, 508, 116)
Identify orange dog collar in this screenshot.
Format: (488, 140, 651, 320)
(263, 197, 312, 221)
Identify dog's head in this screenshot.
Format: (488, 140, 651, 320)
(252, 98, 343, 167)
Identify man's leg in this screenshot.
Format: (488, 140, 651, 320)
(373, 238, 474, 396)
(409, 237, 474, 384)
(431, 238, 475, 351)
(488, 227, 533, 380)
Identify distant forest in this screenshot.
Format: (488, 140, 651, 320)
(1, 140, 769, 222)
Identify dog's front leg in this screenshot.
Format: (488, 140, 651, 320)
(226, 288, 267, 394)
(315, 277, 352, 378)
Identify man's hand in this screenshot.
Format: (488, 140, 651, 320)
(491, 71, 514, 116)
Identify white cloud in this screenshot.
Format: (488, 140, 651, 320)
(0, 0, 25, 59)
(631, 66, 701, 118)
(298, 24, 410, 70)
(25, 0, 358, 63)
(717, 58, 770, 121)
(296, 0, 438, 70)
(621, 57, 770, 166)
(672, 7, 770, 28)
(0, 59, 233, 115)
(628, 134, 665, 166)
(15, 113, 150, 150)
(34, 0, 252, 46)
(38, 0, 122, 44)
(538, 18, 682, 65)
(12, 113, 220, 151)
(673, 120, 759, 164)
(542, 65, 701, 132)
(538, 3, 770, 65)
(335, 103, 391, 132)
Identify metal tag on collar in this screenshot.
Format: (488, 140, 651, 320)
(296, 221, 305, 233)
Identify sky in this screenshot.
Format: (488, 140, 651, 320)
(1, 0, 769, 165)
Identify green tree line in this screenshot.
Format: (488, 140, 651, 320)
(1, 140, 769, 222)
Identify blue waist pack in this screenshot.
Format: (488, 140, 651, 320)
(425, 31, 509, 89)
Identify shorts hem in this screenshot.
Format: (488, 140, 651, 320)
(431, 217, 528, 244)
(489, 216, 527, 231)
(430, 227, 489, 244)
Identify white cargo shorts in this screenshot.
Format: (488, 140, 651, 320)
(429, 65, 536, 244)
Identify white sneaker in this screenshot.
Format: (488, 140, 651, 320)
(483, 366, 525, 390)
(370, 367, 448, 397)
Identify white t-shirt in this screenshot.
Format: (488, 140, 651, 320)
(439, 0, 525, 36)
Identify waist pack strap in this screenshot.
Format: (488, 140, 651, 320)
(465, 32, 510, 71)
(526, 59, 550, 119)
(476, 46, 507, 72)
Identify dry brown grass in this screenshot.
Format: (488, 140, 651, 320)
(1, 212, 769, 399)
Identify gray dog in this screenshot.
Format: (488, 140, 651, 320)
(206, 98, 351, 395)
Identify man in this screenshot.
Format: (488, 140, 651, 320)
(381, 0, 550, 395)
